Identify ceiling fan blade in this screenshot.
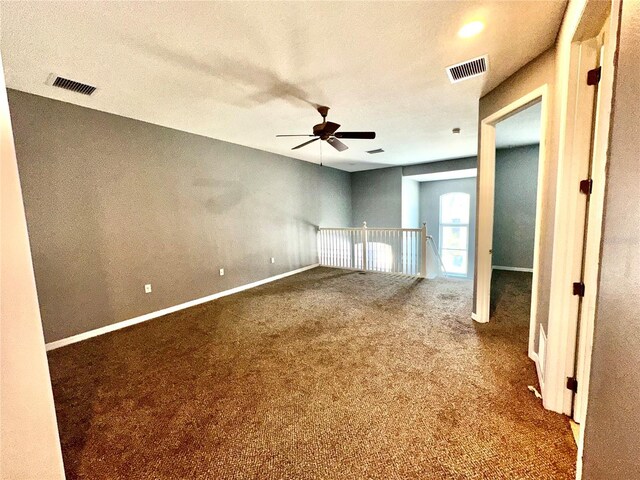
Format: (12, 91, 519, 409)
(276, 134, 316, 137)
(327, 137, 349, 152)
(292, 137, 320, 150)
(334, 131, 376, 139)
(322, 121, 341, 136)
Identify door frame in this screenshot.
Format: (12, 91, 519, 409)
(473, 85, 548, 367)
(544, 1, 617, 419)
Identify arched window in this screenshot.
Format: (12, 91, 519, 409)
(439, 192, 470, 276)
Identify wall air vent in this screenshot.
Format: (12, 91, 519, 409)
(366, 148, 385, 154)
(446, 55, 488, 84)
(46, 74, 96, 96)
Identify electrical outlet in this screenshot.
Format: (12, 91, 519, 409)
(144, 284, 152, 294)
(219, 268, 225, 276)
(270, 257, 275, 264)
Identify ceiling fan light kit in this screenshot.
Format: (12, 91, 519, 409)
(276, 106, 376, 152)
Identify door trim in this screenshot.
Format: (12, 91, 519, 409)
(474, 85, 548, 374)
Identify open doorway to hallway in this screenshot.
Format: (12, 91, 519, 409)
(490, 102, 541, 327)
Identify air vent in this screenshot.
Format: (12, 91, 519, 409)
(46, 74, 96, 95)
(366, 148, 385, 154)
(446, 55, 488, 83)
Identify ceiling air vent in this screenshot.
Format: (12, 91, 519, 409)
(366, 148, 385, 154)
(446, 55, 488, 84)
(46, 74, 96, 96)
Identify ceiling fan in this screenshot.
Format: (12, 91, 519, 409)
(276, 106, 376, 152)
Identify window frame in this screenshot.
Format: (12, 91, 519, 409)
(438, 192, 470, 276)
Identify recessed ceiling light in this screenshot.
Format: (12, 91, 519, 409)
(458, 21, 484, 38)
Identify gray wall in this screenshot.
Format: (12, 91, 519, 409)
(351, 167, 402, 228)
(583, 1, 640, 477)
(419, 177, 477, 278)
(492, 145, 539, 269)
(9, 90, 351, 343)
(350, 159, 479, 230)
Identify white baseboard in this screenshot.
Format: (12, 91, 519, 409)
(45, 263, 320, 351)
(492, 265, 534, 273)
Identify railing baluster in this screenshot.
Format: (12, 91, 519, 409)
(323, 229, 327, 266)
(333, 230, 337, 267)
(397, 230, 400, 274)
(317, 226, 429, 277)
(411, 231, 415, 275)
(324, 229, 328, 266)
(351, 230, 358, 268)
(408, 231, 411, 274)
(385, 230, 389, 272)
(394, 230, 397, 273)
(396, 231, 398, 273)
(413, 232, 420, 275)
(326, 229, 330, 266)
(410, 231, 414, 275)
(323, 230, 327, 266)
(411, 232, 418, 275)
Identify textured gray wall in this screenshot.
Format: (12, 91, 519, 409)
(419, 177, 477, 278)
(351, 167, 402, 228)
(583, 1, 640, 477)
(9, 90, 351, 343)
(492, 145, 539, 269)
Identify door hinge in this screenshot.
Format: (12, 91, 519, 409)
(567, 376, 578, 393)
(580, 179, 593, 195)
(587, 66, 602, 86)
(573, 282, 586, 297)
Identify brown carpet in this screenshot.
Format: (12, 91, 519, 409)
(48, 267, 576, 479)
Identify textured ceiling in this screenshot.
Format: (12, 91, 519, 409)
(1, 1, 565, 171)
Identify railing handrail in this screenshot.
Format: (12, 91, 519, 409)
(319, 227, 422, 232)
(317, 221, 445, 279)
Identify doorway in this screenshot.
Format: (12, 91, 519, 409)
(474, 85, 548, 364)
(489, 102, 542, 332)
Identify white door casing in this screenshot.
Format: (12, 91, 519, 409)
(474, 86, 548, 377)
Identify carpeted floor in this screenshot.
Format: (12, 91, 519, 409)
(48, 267, 576, 479)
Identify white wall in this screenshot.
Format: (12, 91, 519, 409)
(401, 177, 420, 229)
(0, 55, 65, 478)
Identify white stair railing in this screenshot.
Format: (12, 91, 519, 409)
(318, 222, 444, 278)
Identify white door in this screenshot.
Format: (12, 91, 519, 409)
(572, 20, 610, 425)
